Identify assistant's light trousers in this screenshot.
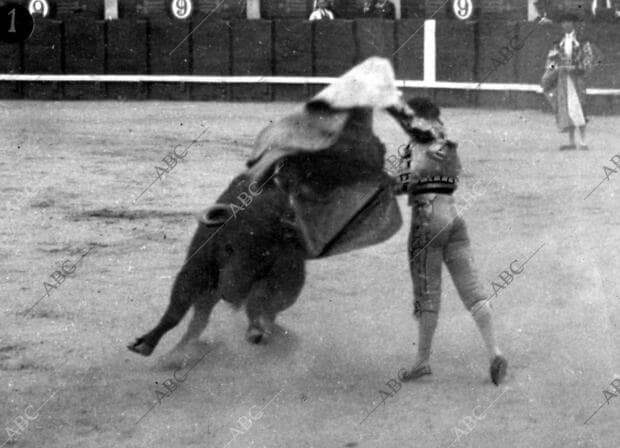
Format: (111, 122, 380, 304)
(407, 193, 486, 316)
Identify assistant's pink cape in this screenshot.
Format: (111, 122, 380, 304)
(245, 57, 403, 259)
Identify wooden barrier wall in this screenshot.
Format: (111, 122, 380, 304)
(107, 19, 149, 99)
(22, 20, 63, 99)
(149, 17, 192, 99)
(0, 18, 619, 113)
(192, 16, 231, 101)
(273, 20, 312, 100)
(231, 20, 273, 100)
(63, 17, 106, 99)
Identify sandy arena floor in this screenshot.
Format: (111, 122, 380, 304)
(1, 100, 619, 448)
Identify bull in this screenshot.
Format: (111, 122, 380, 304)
(127, 58, 414, 363)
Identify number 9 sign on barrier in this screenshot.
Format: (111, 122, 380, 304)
(28, 0, 50, 18)
(169, 0, 193, 20)
(452, 0, 474, 20)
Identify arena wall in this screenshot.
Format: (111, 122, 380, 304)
(5, 0, 592, 20)
(0, 16, 619, 113)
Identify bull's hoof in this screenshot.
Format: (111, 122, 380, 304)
(127, 338, 155, 356)
(246, 326, 265, 344)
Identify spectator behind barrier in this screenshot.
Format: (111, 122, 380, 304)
(309, 0, 334, 20)
(536, 1, 619, 23)
(362, 0, 395, 19)
(590, 0, 620, 21)
(534, 0, 555, 23)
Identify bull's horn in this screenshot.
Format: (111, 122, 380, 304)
(196, 204, 231, 226)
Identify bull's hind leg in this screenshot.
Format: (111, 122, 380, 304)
(158, 294, 219, 369)
(176, 295, 218, 349)
(128, 267, 210, 356)
(245, 251, 305, 344)
(245, 296, 271, 344)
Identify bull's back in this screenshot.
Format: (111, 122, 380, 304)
(184, 172, 301, 295)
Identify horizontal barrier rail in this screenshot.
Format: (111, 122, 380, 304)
(1, 74, 619, 96)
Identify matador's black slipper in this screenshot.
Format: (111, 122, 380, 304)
(559, 144, 576, 151)
(399, 364, 432, 382)
(490, 355, 508, 386)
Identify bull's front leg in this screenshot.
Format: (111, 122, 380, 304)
(243, 247, 305, 344)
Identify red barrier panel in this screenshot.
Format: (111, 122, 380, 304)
(355, 19, 395, 64)
(611, 96, 620, 116)
(435, 20, 475, 82)
(589, 24, 620, 90)
(585, 24, 620, 115)
(394, 19, 424, 80)
(192, 19, 231, 101)
(477, 20, 520, 83)
(0, 43, 22, 99)
(106, 19, 148, 99)
(314, 20, 355, 76)
(515, 22, 557, 84)
(23, 19, 63, 99)
(476, 20, 520, 107)
(63, 17, 105, 99)
(435, 20, 477, 107)
(513, 22, 557, 110)
(148, 17, 192, 99)
(231, 20, 273, 101)
(273, 20, 312, 100)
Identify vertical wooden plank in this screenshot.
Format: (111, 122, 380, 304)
(394, 18, 425, 80)
(63, 17, 106, 99)
(514, 21, 558, 110)
(231, 20, 273, 101)
(314, 20, 355, 76)
(23, 19, 63, 99)
(106, 19, 148, 99)
(192, 19, 231, 101)
(434, 19, 477, 107)
(435, 20, 476, 82)
(273, 19, 312, 100)
(355, 18, 395, 64)
(584, 23, 620, 115)
(476, 20, 519, 108)
(0, 42, 23, 99)
(148, 16, 191, 99)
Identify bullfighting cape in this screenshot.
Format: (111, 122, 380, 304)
(245, 57, 403, 259)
